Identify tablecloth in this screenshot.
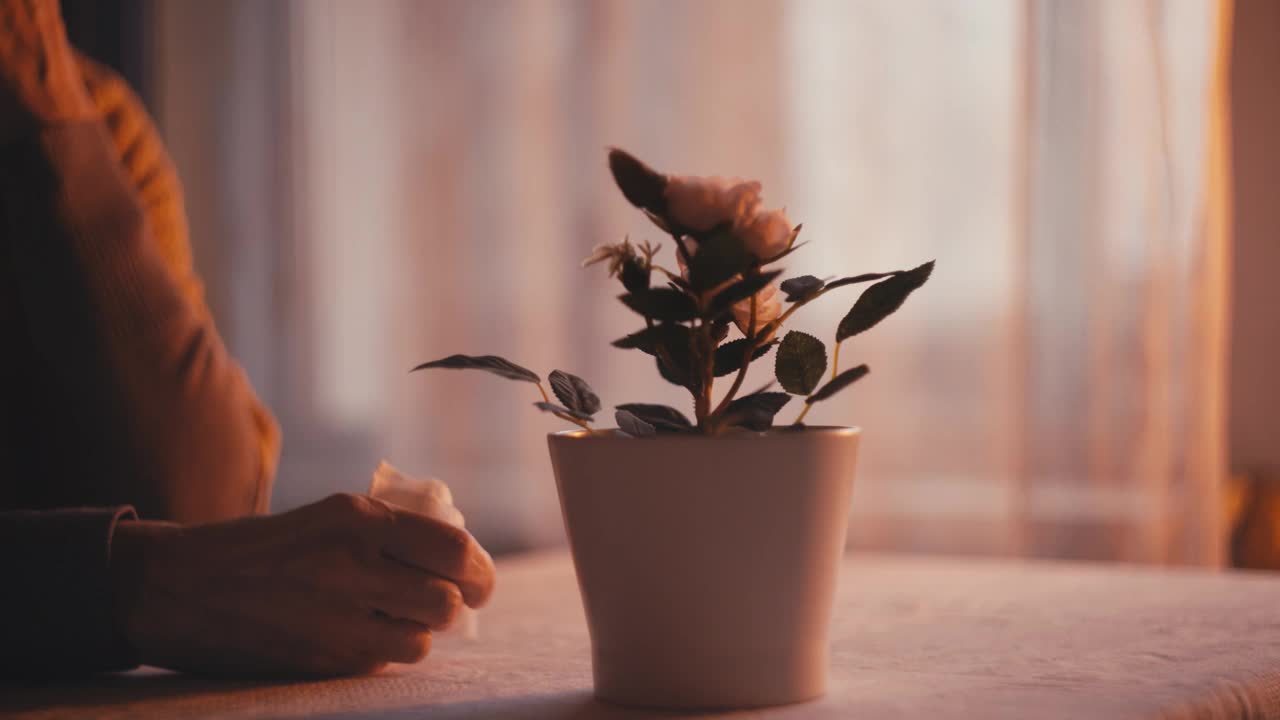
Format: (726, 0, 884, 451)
(5, 551, 1280, 719)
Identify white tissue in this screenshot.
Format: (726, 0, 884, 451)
(369, 461, 478, 639)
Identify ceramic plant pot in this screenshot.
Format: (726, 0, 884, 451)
(547, 427, 860, 710)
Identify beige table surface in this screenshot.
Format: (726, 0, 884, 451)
(5, 551, 1280, 720)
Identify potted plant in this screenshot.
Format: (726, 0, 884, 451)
(413, 149, 932, 709)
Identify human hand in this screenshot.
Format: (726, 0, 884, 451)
(109, 493, 496, 677)
(0, 0, 95, 139)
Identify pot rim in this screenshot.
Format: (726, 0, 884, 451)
(550, 425, 861, 441)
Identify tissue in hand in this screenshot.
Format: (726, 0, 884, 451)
(369, 461, 477, 638)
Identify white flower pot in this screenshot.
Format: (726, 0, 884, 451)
(547, 427, 860, 710)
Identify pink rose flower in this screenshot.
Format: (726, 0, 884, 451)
(664, 175, 762, 233)
(731, 281, 781, 340)
(664, 175, 792, 263)
(738, 207, 792, 262)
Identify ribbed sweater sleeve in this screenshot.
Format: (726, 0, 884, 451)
(1, 104, 278, 522)
(0, 507, 139, 676)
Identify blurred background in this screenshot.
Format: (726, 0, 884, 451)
(65, 0, 1278, 566)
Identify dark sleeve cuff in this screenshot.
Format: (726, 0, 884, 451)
(0, 506, 140, 677)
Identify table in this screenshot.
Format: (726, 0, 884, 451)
(5, 551, 1280, 719)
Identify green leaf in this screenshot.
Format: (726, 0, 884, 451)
(549, 370, 600, 416)
(687, 227, 754, 292)
(723, 391, 792, 432)
(534, 401, 593, 421)
(806, 364, 869, 404)
(411, 354, 540, 383)
(706, 270, 783, 318)
(612, 324, 695, 389)
(608, 149, 667, 218)
(713, 338, 777, 377)
(612, 326, 667, 354)
(658, 333, 700, 390)
(824, 271, 900, 291)
(615, 409, 656, 437)
(619, 257, 650, 293)
(836, 261, 934, 342)
(619, 288, 698, 322)
(775, 331, 828, 395)
(615, 403, 692, 432)
(780, 275, 824, 302)
(642, 208, 673, 234)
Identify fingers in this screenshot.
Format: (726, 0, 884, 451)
(362, 615, 433, 665)
(372, 500, 496, 608)
(368, 560, 465, 629)
(312, 493, 496, 609)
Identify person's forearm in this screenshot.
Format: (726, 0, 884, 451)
(1, 122, 273, 522)
(0, 507, 140, 676)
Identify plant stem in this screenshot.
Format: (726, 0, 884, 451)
(538, 382, 593, 432)
(757, 279, 856, 341)
(694, 320, 712, 428)
(558, 413, 594, 432)
(651, 264, 682, 282)
(708, 293, 758, 424)
(793, 403, 813, 425)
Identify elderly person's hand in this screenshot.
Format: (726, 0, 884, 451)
(109, 493, 496, 677)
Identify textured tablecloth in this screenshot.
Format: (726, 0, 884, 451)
(5, 551, 1280, 719)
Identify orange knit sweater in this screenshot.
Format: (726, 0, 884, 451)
(0, 56, 279, 521)
(0, 53, 280, 675)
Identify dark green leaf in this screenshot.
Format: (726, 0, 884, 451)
(615, 403, 692, 432)
(642, 208, 673, 234)
(707, 270, 784, 318)
(710, 318, 731, 342)
(824, 271, 900, 291)
(806, 364, 870, 404)
(687, 227, 753, 292)
(775, 331, 828, 395)
(619, 257, 650, 293)
(650, 325, 697, 389)
(534, 401, 594, 421)
(619, 288, 698, 322)
(549, 370, 600, 416)
(612, 326, 666, 354)
(655, 356, 687, 388)
(713, 338, 776, 377)
(608, 149, 667, 217)
(411, 354, 540, 383)
(615, 409, 656, 437)
(836, 261, 934, 342)
(612, 324, 695, 389)
(780, 275, 824, 302)
(723, 391, 792, 432)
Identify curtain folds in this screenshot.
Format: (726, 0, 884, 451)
(159, 0, 1230, 562)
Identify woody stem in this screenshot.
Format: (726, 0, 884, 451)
(709, 294, 758, 422)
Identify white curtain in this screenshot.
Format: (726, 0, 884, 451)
(157, 0, 1229, 563)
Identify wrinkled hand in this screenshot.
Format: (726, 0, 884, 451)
(110, 493, 496, 677)
(0, 0, 95, 139)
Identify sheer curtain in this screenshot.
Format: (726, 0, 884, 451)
(156, 0, 1229, 562)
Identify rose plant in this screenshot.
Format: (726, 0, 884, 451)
(413, 149, 933, 435)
